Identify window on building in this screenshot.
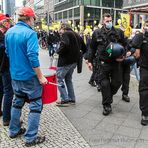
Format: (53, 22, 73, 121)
(102, 0, 114, 7)
(83, 0, 91, 5)
(115, 0, 123, 8)
(74, 7, 80, 17)
(103, 9, 110, 14)
(58, 12, 62, 19)
(69, 9, 72, 18)
(116, 10, 121, 21)
(74, 0, 81, 5)
(55, 14, 58, 20)
(34, 0, 44, 11)
(95, 9, 100, 20)
(84, 7, 100, 20)
(91, 0, 100, 6)
(63, 11, 67, 19)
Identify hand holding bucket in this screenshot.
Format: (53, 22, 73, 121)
(47, 81, 64, 88)
(41, 69, 58, 104)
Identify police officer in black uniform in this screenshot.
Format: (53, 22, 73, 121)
(132, 20, 148, 125)
(86, 13, 126, 116)
(121, 39, 133, 103)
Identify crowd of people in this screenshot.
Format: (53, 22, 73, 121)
(0, 6, 148, 147)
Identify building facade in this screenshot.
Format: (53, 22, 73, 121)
(34, 0, 45, 17)
(26, 0, 34, 7)
(25, 0, 46, 18)
(5, 0, 15, 16)
(123, 0, 148, 28)
(54, 0, 123, 26)
(44, 0, 54, 22)
(123, 0, 148, 9)
(0, 0, 4, 13)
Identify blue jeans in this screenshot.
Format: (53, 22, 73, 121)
(130, 63, 140, 81)
(53, 43, 59, 52)
(9, 76, 43, 143)
(48, 45, 54, 57)
(1, 71, 13, 122)
(56, 63, 77, 101)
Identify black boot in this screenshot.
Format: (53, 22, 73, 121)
(25, 136, 45, 147)
(141, 116, 148, 126)
(88, 81, 96, 87)
(122, 94, 130, 102)
(103, 105, 112, 116)
(96, 84, 101, 92)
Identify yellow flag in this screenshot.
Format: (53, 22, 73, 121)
(121, 13, 130, 29)
(124, 26, 132, 38)
(120, 13, 132, 38)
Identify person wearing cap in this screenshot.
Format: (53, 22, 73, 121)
(0, 13, 13, 126)
(5, 7, 47, 146)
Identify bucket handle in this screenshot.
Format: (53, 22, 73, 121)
(47, 82, 64, 88)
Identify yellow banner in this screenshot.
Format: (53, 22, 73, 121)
(121, 13, 130, 29)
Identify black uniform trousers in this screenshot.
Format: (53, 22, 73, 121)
(121, 63, 131, 96)
(89, 57, 98, 83)
(98, 62, 122, 106)
(139, 67, 148, 116)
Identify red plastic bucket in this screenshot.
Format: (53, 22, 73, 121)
(49, 66, 57, 70)
(42, 69, 58, 104)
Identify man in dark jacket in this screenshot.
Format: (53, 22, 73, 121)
(131, 20, 148, 125)
(86, 13, 125, 116)
(0, 13, 13, 126)
(56, 23, 86, 106)
(47, 30, 54, 56)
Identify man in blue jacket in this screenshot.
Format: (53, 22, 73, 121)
(5, 7, 47, 147)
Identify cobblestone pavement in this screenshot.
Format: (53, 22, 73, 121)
(40, 50, 148, 148)
(60, 64, 148, 148)
(1, 49, 148, 148)
(0, 50, 91, 148)
(0, 104, 90, 148)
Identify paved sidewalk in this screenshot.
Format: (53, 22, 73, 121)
(0, 104, 90, 148)
(60, 62, 148, 148)
(1, 49, 148, 148)
(0, 50, 90, 148)
(40, 50, 148, 148)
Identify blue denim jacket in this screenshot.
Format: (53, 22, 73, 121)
(5, 21, 40, 80)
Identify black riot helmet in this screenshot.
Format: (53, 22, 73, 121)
(106, 42, 125, 58)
